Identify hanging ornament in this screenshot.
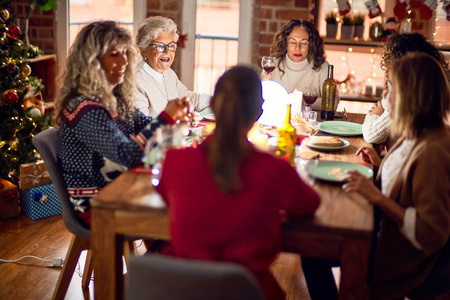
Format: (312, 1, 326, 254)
(420, 0, 438, 19)
(6, 62, 16, 74)
(443, 0, 450, 21)
(365, 0, 382, 18)
(0, 9, 10, 20)
(20, 64, 32, 77)
(337, 0, 351, 16)
(12, 65, 20, 77)
(7, 25, 21, 40)
(3, 89, 19, 105)
(394, 0, 408, 19)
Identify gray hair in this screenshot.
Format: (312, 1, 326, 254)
(136, 16, 179, 51)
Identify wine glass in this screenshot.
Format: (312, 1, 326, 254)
(302, 87, 318, 112)
(261, 56, 277, 75)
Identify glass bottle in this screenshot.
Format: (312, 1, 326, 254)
(277, 104, 297, 167)
(321, 65, 337, 121)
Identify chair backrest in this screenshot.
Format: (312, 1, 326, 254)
(32, 128, 90, 239)
(126, 255, 265, 300)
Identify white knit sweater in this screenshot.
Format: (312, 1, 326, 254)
(269, 55, 329, 110)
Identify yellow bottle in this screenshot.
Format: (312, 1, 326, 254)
(277, 104, 297, 167)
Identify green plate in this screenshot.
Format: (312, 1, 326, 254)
(307, 138, 350, 151)
(319, 121, 362, 136)
(309, 160, 373, 182)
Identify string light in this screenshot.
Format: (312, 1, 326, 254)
(347, 47, 353, 52)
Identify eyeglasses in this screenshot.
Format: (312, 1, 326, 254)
(149, 42, 178, 53)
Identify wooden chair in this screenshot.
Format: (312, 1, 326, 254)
(32, 128, 136, 300)
(126, 254, 265, 300)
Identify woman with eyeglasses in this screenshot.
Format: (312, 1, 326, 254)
(135, 16, 210, 120)
(263, 19, 332, 110)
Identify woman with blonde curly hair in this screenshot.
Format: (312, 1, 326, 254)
(263, 19, 330, 110)
(55, 20, 191, 227)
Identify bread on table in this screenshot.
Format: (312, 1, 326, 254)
(310, 136, 344, 147)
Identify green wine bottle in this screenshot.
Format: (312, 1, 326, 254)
(321, 65, 337, 121)
(277, 104, 297, 167)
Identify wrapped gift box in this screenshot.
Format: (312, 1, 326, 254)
(19, 161, 51, 190)
(0, 179, 19, 220)
(20, 183, 61, 220)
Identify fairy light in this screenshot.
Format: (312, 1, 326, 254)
(372, 72, 377, 77)
(341, 55, 346, 60)
(350, 70, 355, 75)
(370, 48, 375, 53)
(347, 47, 353, 52)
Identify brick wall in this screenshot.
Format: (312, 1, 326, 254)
(12, 0, 56, 54)
(251, 0, 316, 67)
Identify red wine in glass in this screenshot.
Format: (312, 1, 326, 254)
(261, 56, 276, 75)
(263, 66, 275, 74)
(303, 93, 318, 105)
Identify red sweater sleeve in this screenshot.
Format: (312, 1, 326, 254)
(276, 160, 320, 217)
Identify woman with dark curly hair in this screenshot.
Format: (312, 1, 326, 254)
(362, 32, 448, 149)
(263, 19, 330, 110)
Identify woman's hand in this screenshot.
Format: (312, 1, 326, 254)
(356, 146, 382, 168)
(164, 97, 192, 122)
(261, 72, 272, 80)
(368, 100, 384, 116)
(188, 111, 202, 127)
(342, 170, 383, 204)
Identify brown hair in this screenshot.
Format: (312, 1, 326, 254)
(390, 52, 450, 139)
(269, 19, 325, 76)
(207, 66, 263, 194)
(381, 33, 448, 85)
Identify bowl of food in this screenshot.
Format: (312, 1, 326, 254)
(292, 113, 321, 137)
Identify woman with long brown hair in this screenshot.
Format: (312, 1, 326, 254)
(156, 65, 320, 300)
(263, 19, 330, 110)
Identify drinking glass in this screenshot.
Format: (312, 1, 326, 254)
(261, 56, 277, 75)
(302, 87, 318, 111)
(296, 157, 319, 186)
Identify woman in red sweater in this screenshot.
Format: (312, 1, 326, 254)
(156, 65, 320, 300)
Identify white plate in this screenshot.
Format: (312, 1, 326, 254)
(306, 138, 350, 151)
(202, 114, 216, 122)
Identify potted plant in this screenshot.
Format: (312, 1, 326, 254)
(352, 13, 365, 39)
(324, 11, 338, 38)
(341, 15, 354, 40)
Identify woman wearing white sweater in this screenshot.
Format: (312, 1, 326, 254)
(135, 16, 210, 120)
(263, 19, 331, 111)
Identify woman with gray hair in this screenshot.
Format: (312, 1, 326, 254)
(135, 16, 210, 120)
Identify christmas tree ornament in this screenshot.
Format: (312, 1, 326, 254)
(6, 62, 16, 74)
(0, 9, 10, 20)
(365, 0, 382, 18)
(420, 0, 437, 19)
(12, 65, 20, 77)
(443, 0, 450, 21)
(6, 25, 21, 40)
(394, 0, 408, 19)
(20, 64, 32, 77)
(3, 89, 19, 105)
(337, 0, 351, 16)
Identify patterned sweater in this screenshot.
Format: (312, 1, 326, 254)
(59, 95, 172, 226)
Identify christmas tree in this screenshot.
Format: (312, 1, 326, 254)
(0, 0, 52, 183)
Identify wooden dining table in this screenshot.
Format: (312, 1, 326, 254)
(91, 112, 373, 300)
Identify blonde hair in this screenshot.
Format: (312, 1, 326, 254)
(55, 20, 138, 126)
(208, 66, 263, 194)
(391, 52, 450, 139)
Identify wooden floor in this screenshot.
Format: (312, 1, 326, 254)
(0, 214, 311, 300)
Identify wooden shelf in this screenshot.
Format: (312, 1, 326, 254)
(339, 93, 380, 103)
(26, 54, 57, 102)
(323, 37, 383, 48)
